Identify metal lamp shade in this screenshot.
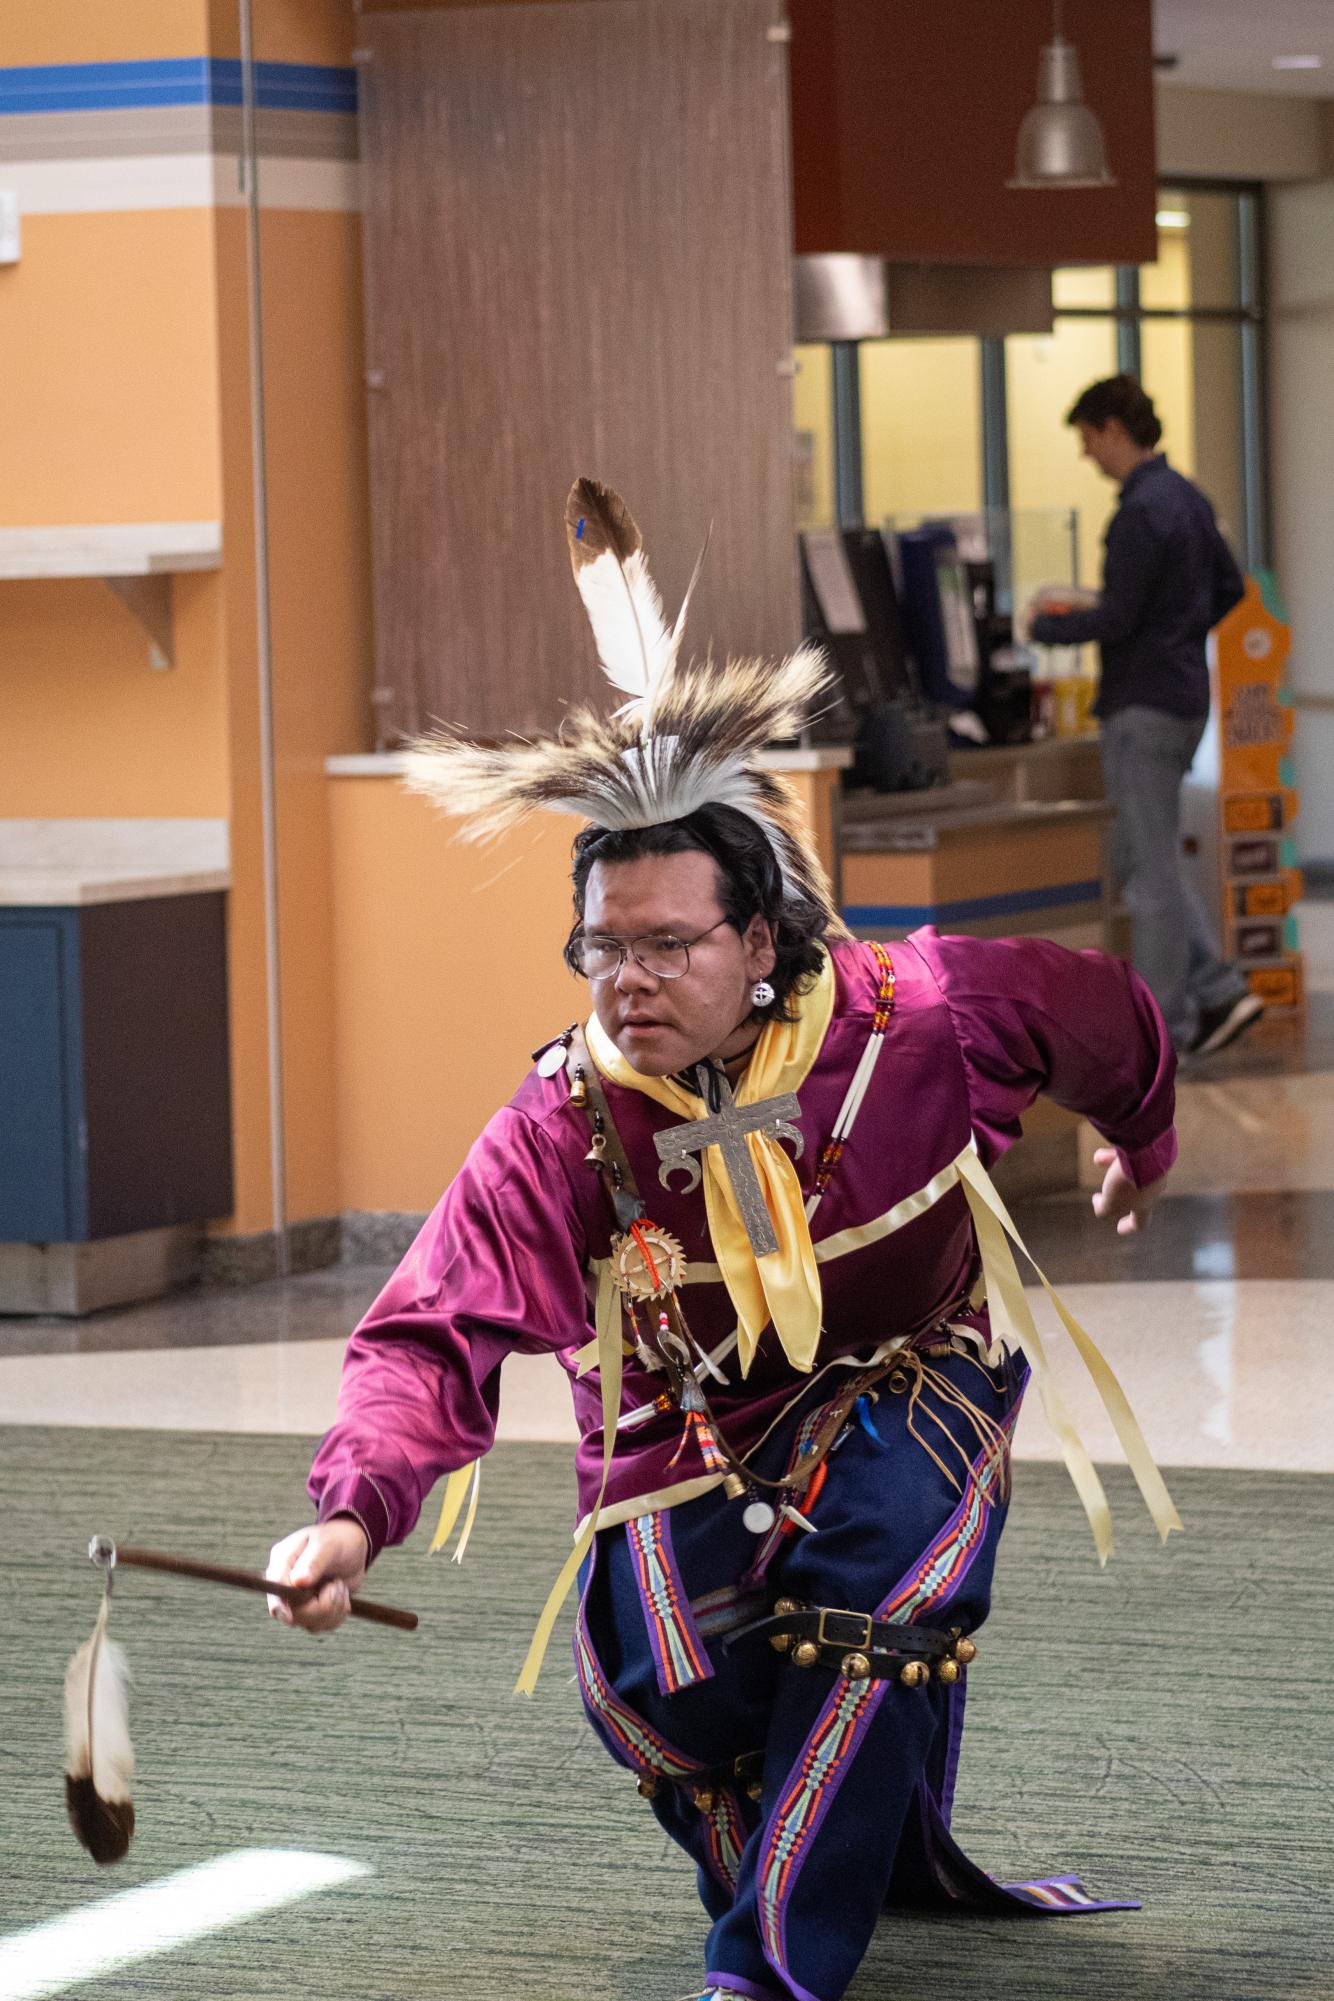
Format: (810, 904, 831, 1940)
(1009, 36, 1116, 189)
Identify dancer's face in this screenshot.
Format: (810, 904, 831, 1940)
(580, 851, 776, 1077)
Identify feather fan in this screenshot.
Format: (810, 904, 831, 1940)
(64, 1594, 135, 1863)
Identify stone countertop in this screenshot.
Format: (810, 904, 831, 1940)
(0, 820, 230, 906)
(0, 868, 231, 907)
(840, 796, 1113, 853)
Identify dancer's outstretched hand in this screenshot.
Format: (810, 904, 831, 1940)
(1090, 1146, 1163, 1236)
(266, 1519, 369, 1632)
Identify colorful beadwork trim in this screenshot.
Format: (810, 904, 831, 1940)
(627, 1509, 714, 1696)
(809, 943, 896, 1203)
(573, 1600, 698, 1783)
(1001, 1874, 1139, 1913)
(756, 1405, 1019, 1978)
(702, 1784, 748, 1894)
(688, 1581, 768, 1641)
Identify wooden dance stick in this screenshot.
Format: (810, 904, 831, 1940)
(87, 1537, 419, 1632)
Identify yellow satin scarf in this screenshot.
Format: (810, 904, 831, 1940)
(585, 951, 836, 1375)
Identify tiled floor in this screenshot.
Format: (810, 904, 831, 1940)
(3, 904, 1332, 1478)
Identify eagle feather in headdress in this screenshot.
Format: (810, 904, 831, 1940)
(402, 478, 845, 930)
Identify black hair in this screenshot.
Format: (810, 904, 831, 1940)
(1065, 373, 1163, 450)
(565, 804, 830, 1025)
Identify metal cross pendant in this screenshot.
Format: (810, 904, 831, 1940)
(654, 1067, 803, 1257)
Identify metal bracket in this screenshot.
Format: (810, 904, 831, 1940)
(104, 573, 174, 670)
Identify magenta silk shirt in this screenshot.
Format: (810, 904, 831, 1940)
(309, 932, 1176, 1558)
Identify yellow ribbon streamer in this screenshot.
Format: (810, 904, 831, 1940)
(429, 1460, 479, 1556)
(585, 952, 836, 1374)
(955, 1143, 1182, 1561)
(513, 1257, 624, 1695)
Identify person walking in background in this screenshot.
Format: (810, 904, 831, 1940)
(1029, 374, 1261, 1057)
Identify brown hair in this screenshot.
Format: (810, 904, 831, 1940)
(1066, 374, 1163, 449)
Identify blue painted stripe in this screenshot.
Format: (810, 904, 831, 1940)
(843, 879, 1103, 928)
(0, 58, 356, 118)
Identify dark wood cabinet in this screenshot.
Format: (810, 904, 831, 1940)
(0, 893, 233, 1245)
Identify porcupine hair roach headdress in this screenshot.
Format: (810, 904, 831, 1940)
(401, 479, 846, 933)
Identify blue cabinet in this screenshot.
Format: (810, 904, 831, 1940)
(0, 895, 232, 1245)
(0, 916, 83, 1240)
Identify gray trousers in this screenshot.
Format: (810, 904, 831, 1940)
(1100, 705, 1247, 1050)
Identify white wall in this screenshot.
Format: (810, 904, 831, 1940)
(1270, 179, 1334, 862)
(1156, 84, 1327, 183)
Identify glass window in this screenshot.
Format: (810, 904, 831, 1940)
(1006, 319, 1119, 587)
(1052, 266, 1115, 310)
(1143, 188, 1240, 312)
(1141, 318, 1246, 551)
(860, 337, 982, 522)
(792, 343, 834, 531)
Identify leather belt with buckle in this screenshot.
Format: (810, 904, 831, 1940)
(727, 1599, 979, 1685)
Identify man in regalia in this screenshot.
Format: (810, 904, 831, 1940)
(268, 482, 1180, 2001)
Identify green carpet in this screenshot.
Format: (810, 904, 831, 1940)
(1, 1427, 1330, 2000)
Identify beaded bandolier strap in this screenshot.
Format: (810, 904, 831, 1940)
(807, 943, 895, 1214)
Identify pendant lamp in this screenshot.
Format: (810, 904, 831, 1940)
(1009, 0, 1116, 189)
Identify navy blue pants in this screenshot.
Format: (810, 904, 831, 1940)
(575, 1348, 1128, 2001)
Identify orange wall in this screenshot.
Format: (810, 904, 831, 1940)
(3, 2, 208, 63)
(0, 211, 222, 528)
(329, 782, 583, 1213)
(0, 575, 230, 817)
(210, 202, 374, 1234)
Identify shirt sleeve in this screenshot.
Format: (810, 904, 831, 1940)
(914, 929, 1177, 1189)
(307, 1106, 591, 1560)
(1030, 504, 1161, 648)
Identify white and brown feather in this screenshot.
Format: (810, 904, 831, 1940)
(64, 1600, 135, 1864)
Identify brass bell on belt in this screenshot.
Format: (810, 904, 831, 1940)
(899, 1660, 930, 1688)
(694, 1788, 717, 1814)
(636, 1773, 659, 1799)
(936, 1657, 961, 1685)
(792, 1640, 821, 1669)
(841, 1651, 872, 1681)
(770, 1597, 799, 1653)
(953, 1636, 978, 1664)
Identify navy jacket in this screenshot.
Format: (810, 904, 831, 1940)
(1030, 455, 1246, 722)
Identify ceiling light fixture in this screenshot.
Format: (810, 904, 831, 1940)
(1272, 55, 1323, 71)
(1155, 209, 1190, 230)
(1009, 0, 1117, 190)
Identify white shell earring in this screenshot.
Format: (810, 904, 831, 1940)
(752, 978, 776, 1008)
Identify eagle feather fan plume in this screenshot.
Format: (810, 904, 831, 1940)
(63, 1595, 135, 1864)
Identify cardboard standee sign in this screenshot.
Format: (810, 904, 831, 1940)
(1212, 579, 1303, 1013)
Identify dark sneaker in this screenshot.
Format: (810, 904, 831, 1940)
(1188, 991, 1264, 1056)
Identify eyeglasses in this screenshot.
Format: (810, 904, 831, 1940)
(570, 917, 731, 982)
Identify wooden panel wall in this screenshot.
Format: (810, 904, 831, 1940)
(359, 0, 799, 741)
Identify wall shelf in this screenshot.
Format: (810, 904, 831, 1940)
(0, 523, 223, 669)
